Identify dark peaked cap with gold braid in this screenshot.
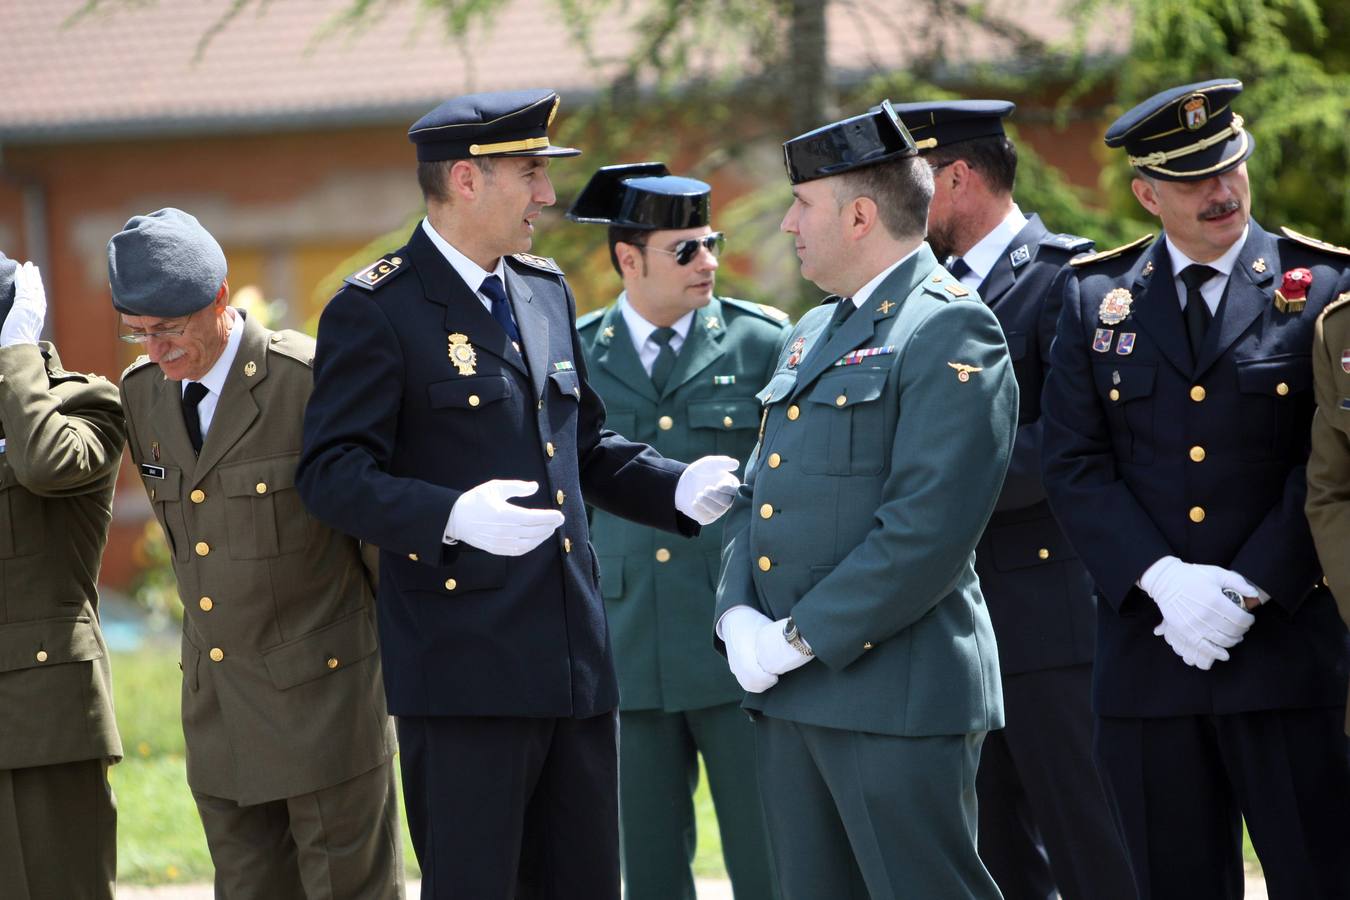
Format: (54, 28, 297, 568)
(408, 89, 581, 161)
(1105, 78, 1254, 182)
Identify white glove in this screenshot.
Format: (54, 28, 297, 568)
(755, 617, 814, 676)
(720, 606, 779, 693)
(675, 455, 740, 525)
(1152, 619, 1228, 670)
(1, 262, 46, 347)
(445, 479, 564, 557)
(1140, 556, 1257, 663)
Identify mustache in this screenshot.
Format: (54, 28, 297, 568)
(1199, 199, 1241, 221)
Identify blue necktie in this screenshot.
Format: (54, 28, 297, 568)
(479, 275, 521, 345)
(947, 257, 972, 280)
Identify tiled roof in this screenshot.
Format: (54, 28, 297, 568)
(1, 0, 1115, 141)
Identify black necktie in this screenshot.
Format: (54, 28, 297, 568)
(649, 327, 678, 393)
(480, 275, 521, 346)
(947, 257, 972, 280)
(825, 298, 856, 340)
(181, 381, 209, 455)
(1179, 264, 1218, 361)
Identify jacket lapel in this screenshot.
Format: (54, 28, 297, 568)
(191, 312, 265, 485)
(660, 299, 728, 397)
(150, 374, 199, 472)
(592, 305, 659, 403)
(1126, 240, 1193, 377)
(979, 214, 1048, 309)
(505, 265, 549, 403)
(1194, 223, 1277, 378)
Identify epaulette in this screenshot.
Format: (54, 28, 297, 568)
(1069, 233, 1154, 268)
(344, 254, 407, 292)
(922, 271, 972, 302)
(1317, 291, 1350, 322)
(1040, 233, 1094, 255)
(510, 252, 564, 275)
(721, 297, 792, 325)
(1280, 227, 1350, 259)
(265, 329, 317, 367)
(121, 354, 156, 380)
(575, 308, 606, 330)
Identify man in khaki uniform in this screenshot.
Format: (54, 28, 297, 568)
(111, 208, 402, 899)
(0, 254, 124, 900)
(1304, 271, 1350, 735)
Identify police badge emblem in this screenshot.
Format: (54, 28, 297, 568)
(1098, 288, 1133, 325)
(1180, 93, 1209, 131)
(447, 333, 478, 375)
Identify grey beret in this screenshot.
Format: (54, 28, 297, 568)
(0, 251, 15, 325)
(107, 208, 227, 317)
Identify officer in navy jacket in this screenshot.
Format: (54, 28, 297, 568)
(894, 99, 1132, 900)
(1041, 79, 1350, 898)
(296, 90, 741, 900)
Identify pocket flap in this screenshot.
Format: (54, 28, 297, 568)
(1236, 355, 1311, 395)
(597, 556, 624, 600)
(549, 369, 581, 400)
(688, 398, 761, 431)
(391, 550, 509, 596)
(756, 371, 798, 406)
(143, 464, 183, 502)
(988, 522, 1079, 572)
(0, 616, 102, 674)
(428, 375, 513, 409)
(262, 610, 379, 691)
(805, 370, 887, 408)
(1093, 364, 1156, 403)
(218, 453, 298, 498)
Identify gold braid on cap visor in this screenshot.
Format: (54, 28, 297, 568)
(1127, 115, 1247, 176)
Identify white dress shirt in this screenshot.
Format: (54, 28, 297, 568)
(421, 217, 508, 314)
(619, 292, 695, 376)
(1164, 225, 1248, 315)
(955, 204, 1029, 290)
(181, 306, 243, 438)
(849, 242, 926, 310)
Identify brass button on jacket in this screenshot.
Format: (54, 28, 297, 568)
(209, 648, 225, 662)
(655, 548, 671, 563)
(444, 579, 457, 591)
(1037, 548, 1050, 560)
(545, 442, 556, 458)
(255, 482, 268, 495)
(1108, 388, 1120, 402)
(786, 405, 800, 421)
(327, 657, 340, 670)
(199, 597, 213, 611)
(1190, 385, 1206, 402)
(1276, 382, 1290, 396)
(658, 415, 674, 431)
(190, 489, 206, 504)
(760, 504, 774, 520)
(35, 650, 48, 663)
(757, 556, 772, 572)
(1189, 506, 1206, 523)
(767, 452, 782, 469)
(195, 541, 211, 557)
(1189, 446, 1206, 462)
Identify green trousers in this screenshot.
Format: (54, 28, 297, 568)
(0, 758, 116, 900)
(619, 703, 777, 900)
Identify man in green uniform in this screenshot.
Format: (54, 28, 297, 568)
(569, 163, 787, 900)
(111, 209, 402, 900)
(715, 101, 1017, 900)
(0, 254, 124, 900)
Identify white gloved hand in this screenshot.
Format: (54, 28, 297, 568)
(675, 455, 740, 525)
(755, 617, 814, 676)
(720, 606, 779, 693)
(1140, 556, 1257, 660)
(445, 479, 564, 557)
(1152, 619, 1228, 670)
(1, 262, 46, 347)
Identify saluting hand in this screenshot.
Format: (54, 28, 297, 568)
(675, 455, 741, 525)
(1, 262, 47, 348)
(446, 479, 565, 557)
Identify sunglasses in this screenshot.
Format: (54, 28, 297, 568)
(639, 232, 725, 266)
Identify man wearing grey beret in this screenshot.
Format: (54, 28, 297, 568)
(0, 253, 126, 900)
(112, 208, 404, 899)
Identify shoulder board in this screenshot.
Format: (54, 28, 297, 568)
(344, 254, 408, 292)
(720, 297, 791, 324)
(265, 329, 316, 367)
(576, 308, 607, 330)
(1069, 233, 1154, 268)
(921, 273, 965, 302)
(1280, 226, 1350, 259)
(121, 354, 156, 380)
(1039, 233, 1094, 254)
(1318, 291, 1350, 321)
(510, 252, 564, 275)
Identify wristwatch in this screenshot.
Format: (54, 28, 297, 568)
(783, 617, 814, 658)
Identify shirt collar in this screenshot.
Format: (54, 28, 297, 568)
(421, 217, 506, 294)
(851, 243, 926, 309)
(1165, 224, 1249, 281)
(618, 292, 695, 346)
(961, 204, 1028, 283)
(185, 306, 242, 396)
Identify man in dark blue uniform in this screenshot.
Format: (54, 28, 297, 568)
(295, 90, 742, 900)
(1041, 79, 1350, 898)
(893, 99, 1133, 900)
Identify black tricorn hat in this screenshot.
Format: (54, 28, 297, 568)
(566, 163, 711, 230)
(783, 100, 919, 184)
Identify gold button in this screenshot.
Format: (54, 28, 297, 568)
(255, 482, 267, 495)
(655, 548, 671, 563)
(1276, 382, 1290, 396)
(444, 578, 457, 591)
(546, 442, 555, 458)
(199, 597, 213, 611)
(862, 642, 874, 651)
(1108, 388, 1120, 402)
(757, 556, 772, 572)
(195, 541, 210, 557)
(658, 415, 674, 431)
(327, 657, 339, 670)
(1189, 445, 1206, 462)
(1189, 506, 1206, 523)
(469, 395, 481, 407)
(786, 405, 800, 420)
(538, 399, 544, 410)
(1037, 548, 1050, 560)
(190, 489, 206, 504)
(767, 452, 782, 469)
(556, 490, 565, 505)
(835, 395, 847, 407)
(1190, 385, 1206, 402)
(409, 553, 419, 561)
(209, 648, 224, 662)
(760, 503, 774, 519)
(564, 538, 573, 553)
(35, 650, 48, 663)
(723, 416, 734, 428)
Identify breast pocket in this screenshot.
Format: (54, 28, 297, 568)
(1093, 364, 1156, 464)
(218, 453, 309, 559)
(688, 397, 762, 456)
(800, 368, 888, 475)
(144, 464, 188, 562)
(0, 456, 45, 559)
(1235, 354, 1312, 461)
(428, 375, 514, 411)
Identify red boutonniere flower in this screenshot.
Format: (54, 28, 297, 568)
(1281, 268, 1313, 300)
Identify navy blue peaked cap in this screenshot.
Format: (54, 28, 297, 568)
(409, 89, 581, 162)
(890, 100, 1015, 151)
(1105, 79, 1253, 182)
(566, 163, 711, 229)
(783, 100, 919, 184)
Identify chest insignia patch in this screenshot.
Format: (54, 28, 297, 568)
(151, 440, 160, 461)
(1098, 288, 1133, 325)
(1116, 333, 1136, 355)
(713, 375, 737, 385)
(1093, 328, 1114, 353)
(243, 360, 257, 377)
(553, 360, 575, 372)
(948, 362, 983, 383)
(447, 333, 478, 376)
(705, 317, 720, 330)
(834, 346, 895, 367)
(1010, 244, 1031, 268)
(1341, 349, 1350, 374)
(786, 336, 807, 369)
(602, 325, 615, 340)
(1142, 261, 1154, 277)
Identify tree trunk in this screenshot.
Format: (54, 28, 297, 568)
(786, 0, 829, 135)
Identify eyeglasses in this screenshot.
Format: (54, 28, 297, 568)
(638, 232, 725, 266)
(119, 313, 195, 344)
(928, 160, 956, 174)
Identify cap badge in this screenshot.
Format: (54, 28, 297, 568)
(1181, 93, 1210, 131)
(1274, 268, 1312, 313)
(1098, 288, 1134, 325)
(447, 333, 478, 375)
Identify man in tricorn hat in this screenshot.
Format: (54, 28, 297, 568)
(570, 164, 786, 900)
(1041, 78, 1350, 896)
(714, 100, 1017, 899)
(296, 90, 743, 899)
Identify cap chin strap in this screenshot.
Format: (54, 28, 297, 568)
(469, 136, 552, 156)
(1127, 114, 1245, 169)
